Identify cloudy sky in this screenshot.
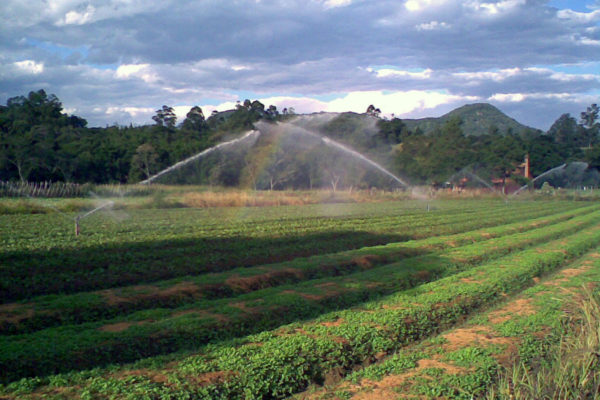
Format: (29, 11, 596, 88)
(1, 0, 599, 129)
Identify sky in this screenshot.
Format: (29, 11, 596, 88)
(1, 0, 599, 130)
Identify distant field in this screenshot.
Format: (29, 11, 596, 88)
(0, 197, 598, 399)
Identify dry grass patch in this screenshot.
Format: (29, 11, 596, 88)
(0, 303, 36, 326)
(442, 325, 513, 352)
(488, 298, 537, 324)
(98, 320, 151, 333)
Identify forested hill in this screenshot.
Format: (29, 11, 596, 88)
(403, 103, 541, 137)
(0, 90, 598, 187)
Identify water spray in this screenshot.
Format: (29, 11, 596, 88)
(136, 120, 409, 191)
(320, 137, 409, 188)
(280, 122, 409, 188)
(463, 172, 495, 191)
(140, 130, 260, 184)
(74, 201, 114, 236)
(446, 169, 495, 192)
(512, 163, 567, 196)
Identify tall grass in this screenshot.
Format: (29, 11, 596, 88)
(486, 287, 600, 399)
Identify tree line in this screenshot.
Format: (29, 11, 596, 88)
(0, 90, 288, 183)
(0, 90, 598, 189)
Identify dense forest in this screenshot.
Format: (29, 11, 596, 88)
(0, 89, 598, 189)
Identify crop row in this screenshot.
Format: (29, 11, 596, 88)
(1, 209, 599, 383)
(0, 200, 574, 257)
(1, 199, 564, 255)
(3, 217, 599, 398)
(1, 204, 596, 335)
(0, 199, 509, 252)
(0, 201, 579, 302)
(316, 248, 600, 399)
(111, 223, 600, 399)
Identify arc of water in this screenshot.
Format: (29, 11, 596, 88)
(140, 130, 260, 184)
(447, 169, 494, 191)
(512, 163, 567, 196)
(88, 191, 129, 222)
(78, 200, 115, 220)
(464, 171, 495, 191)
(283, 123, 409, 187)
(320, 137, 409, 187)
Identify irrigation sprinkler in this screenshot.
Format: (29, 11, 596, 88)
(74, 201, 114, 236)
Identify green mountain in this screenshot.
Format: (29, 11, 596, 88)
(403, 103, 541, 137)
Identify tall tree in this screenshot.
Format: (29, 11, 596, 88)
(130, 143, 159, 181)
(376, 118, 406, 144)
(182, 106, 206, 133)
(152, 105, 177, 128)
(366, 104, 381, 118)
(581, 104, 599, 129)
(580, 103, 599, 147)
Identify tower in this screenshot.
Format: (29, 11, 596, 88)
(524, 154, 532, 179)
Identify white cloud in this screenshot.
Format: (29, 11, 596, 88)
(0, 0, 165, 28)
(256, 96, 328, 113)
(466, 0, 526, 16)
(371, 68, 433, 79)
(453, 68, 521, 82)
(2, 0, 599, 130)
(171, 105, 193, 121)
(60, 5, 95, 25)
(489, 92, 573, 102)
(576, 36, 600, 46)
(115, 64, 158, 83)
(200, 101, 240, 117)
(195, 91, 480, 120)
(489, 93, 525, 102)
(416, 20, 450, 30)
(321, 0, 353, 9)
(197, 97, 326, 118)
(322, 90, 479, 116)
(405, 0, 447, 12)
(557, 9, 600, 23)
(106, 106, 155, 117)
(525, 67, 600, 82)
(13, 60, 44, 74)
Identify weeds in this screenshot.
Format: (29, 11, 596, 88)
(487, 287, 600, 400)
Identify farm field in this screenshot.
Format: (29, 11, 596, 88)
(0, 198, 599, 399)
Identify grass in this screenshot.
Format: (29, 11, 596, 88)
(0, 186, 415, 214)
(6, 184, 599, 215)
(486, 288, 600, 400)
